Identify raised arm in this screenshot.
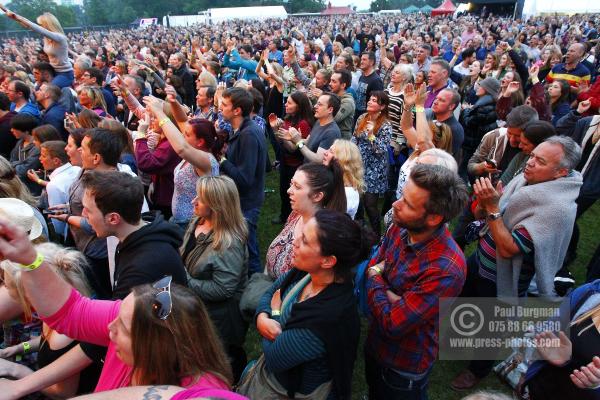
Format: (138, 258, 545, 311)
(0, 6, 65, 43)
(400, 84, 419, 149)
(144, 95, 213, 174)
(0, 218, 71, 318)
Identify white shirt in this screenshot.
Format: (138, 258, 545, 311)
(345, 186, 360, 220)
(47, 163, 81, 235)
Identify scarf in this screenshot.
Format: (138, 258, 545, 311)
(496, 172, 583, 298)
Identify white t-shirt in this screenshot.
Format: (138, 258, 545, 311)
(345, 186, 360, 220)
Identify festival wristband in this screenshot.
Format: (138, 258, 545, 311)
(18, 253, 44, 271)
(22, 342, 31, 354)
(414, 106, 425, 113)
(158, 118, 170, 128)
(271, 310, 281, 317)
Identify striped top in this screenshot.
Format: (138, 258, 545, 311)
(258, 272, 335, 398)
(476, 226, 535, 296)
(385, 86, 407, 146)
(545, 62, 591, 88)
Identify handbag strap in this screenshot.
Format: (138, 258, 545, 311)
(280, 274, 311, 322)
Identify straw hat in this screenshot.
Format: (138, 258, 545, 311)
(0, 198, 43, 240)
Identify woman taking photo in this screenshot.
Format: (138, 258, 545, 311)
(0, 9, 73, 88)
(264, 162, 346, 281)
(352, 91, 392, 236)
(180, 176, 249, 382)
(0, 218, 237, 400)
(272, 91, 314, 224)
(244, 209, 375, 400)
(322, 139, 364, 220)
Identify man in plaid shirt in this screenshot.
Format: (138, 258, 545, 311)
(365, 164, 469, 399)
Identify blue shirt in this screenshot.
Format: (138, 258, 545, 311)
(10, 102, 40, 119)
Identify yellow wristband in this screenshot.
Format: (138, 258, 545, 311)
(158, 117, 170, 128)
(271, 310, 281, 317)
(369, 265, 383, 275)
(22, 342, 31, 354)
(37, 179, 43, 185)
(19, 252, 44, 271)
(414, 106, 425, 113)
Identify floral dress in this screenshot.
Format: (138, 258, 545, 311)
(351, 115, 392, 194)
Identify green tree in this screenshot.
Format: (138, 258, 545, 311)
(82, 0, 108, 25)
(370, 0, 391, 11)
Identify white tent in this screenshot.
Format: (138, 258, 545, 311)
(522, 0, 600, 17)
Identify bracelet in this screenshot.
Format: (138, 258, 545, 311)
(158, 118, 170, 128)
(414, 106, 425, 113)
(18, 252, 44, 271)
(271, 309, 281, 317)
(369, 265, 383, 275)
(220, 156, 227, 165)
(22, 342, 31, 354)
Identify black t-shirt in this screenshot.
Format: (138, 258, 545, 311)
(499, 143, 521, 173)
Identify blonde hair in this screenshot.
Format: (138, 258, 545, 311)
(0, 156, 36, 206)
(37, 13, 64, 35)
(198, 70, 217, 89)
(430, 121, 453, 154)
(330, 139, 365, 194)
(195, 176, 248, 251)
(78, 85, 108, 113)
(2, 242, 91, 321)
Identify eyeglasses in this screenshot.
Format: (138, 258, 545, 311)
(152, 275, 172, 320)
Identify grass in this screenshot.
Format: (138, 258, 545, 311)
(245, 158, 600, 399)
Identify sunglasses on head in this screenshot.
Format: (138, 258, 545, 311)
(152, 275, 172, 320)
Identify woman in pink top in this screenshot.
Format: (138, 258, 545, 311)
(0, 218, 240, 399)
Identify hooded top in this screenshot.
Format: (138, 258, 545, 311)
(112, 213, 187, 299)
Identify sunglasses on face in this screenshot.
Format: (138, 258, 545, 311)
(152, 275, 172, 320)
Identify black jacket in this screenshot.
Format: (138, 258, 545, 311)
(460, 94, 498, 151)
(112, 213, 187, 299)
(173, 65, 196, 108)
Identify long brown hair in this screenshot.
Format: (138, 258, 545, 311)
(131, 284, 232, 387)
(354, 90, 389, 138)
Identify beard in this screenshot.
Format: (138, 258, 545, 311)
(393, 212, 429, 233)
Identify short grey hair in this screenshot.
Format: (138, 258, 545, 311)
(393, 64, 414, 83)
(74, 55, 92, 69)
(418, 148, 458, 173)
(543, 135, 582, 171)
(506, 105, 539, 129)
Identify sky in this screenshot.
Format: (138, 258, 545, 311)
(328, 0, 372, 11)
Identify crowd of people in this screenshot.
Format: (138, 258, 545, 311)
(0, 5, 599, 400)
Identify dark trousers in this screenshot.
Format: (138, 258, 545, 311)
(243, 208, 261, 275)
(564, 195, 597, 268)
(278, 163, 297, 222)
(363, 192, 382, 237)
(461, 253, 498, 378)
(365, 351, 430, 400)
(227, 344, 247, 384)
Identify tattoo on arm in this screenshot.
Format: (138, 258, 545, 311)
(142, 386, 171, 400)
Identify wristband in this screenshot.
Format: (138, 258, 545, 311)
(158, 118, 170, 128)
(296, 140, 305, 149)
(22, 342, 31, 354)
(271, 310, 281, 317)
(369, 265, 383, 275)
(220, 156, 227, 165)
(18, 252, 44, 271)
(36, 179, 43, 185)
(414, 106, 425, 113)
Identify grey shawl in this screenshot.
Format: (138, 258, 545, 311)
(496, 172, 583, 298)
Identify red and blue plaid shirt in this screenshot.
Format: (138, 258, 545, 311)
(365, 224, 466, 374)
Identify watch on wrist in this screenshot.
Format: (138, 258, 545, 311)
(297, 141, 305, 149)
(487, 212, 502, 221)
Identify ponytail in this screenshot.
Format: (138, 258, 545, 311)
(298, 161, 347, 214)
